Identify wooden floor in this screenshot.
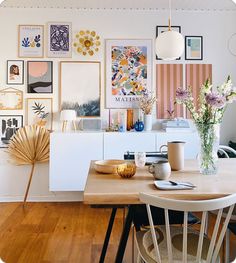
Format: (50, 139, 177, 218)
(0, 203, 235, 263)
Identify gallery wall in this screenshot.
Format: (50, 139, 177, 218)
(0, 7, 236, 201)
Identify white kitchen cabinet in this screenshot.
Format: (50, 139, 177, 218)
(50, 132, 103, 191)
(49, 131, 198, 191)
(156, 132, 199, 159)
(103, 132, 156, 159)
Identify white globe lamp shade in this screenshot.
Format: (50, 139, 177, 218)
(156, 30, 184, 60)
(60, 110, 76, 121)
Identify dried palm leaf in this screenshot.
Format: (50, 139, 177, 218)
(8, 125, 50, 205)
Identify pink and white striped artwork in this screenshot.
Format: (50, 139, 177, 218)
(156, 64, 184, 119)
(186, 64, 212, 118)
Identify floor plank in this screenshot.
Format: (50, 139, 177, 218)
(0, 203, 235, 263)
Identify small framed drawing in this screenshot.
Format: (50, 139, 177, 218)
(0, 88, 23, 110)
(185, 36, 203, 60)
(27, 61, 53, 93)
(0, 115, 23, 148)
(47, 22, 72, 58)
(26, 98, 53, 130)
(60, 61, 101, 117)
(156, 26, 181, 60)
(18, 25, 44, 58)
(105, 39, 152, 109)
(7, 60, 24, 85)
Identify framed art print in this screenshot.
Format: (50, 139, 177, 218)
(60, 61, 101, 117)
(18, 25, 44, 58)
(105, 39, 152, 109)
(0, 88, 23, 110)
(0, 115, 23, 148)
(7, 60, 24, 85)
(47, 22, 72, 58)
(156, 26, 181, 60)
(185, 36, 203, 60)
(27, 61, 53, 93)
(26, 98, 53, 130)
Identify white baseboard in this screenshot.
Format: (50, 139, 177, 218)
(0, 192, 84, 202)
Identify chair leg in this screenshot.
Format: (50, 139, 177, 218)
(137, 253, 143, 263)
(205, 212, 209, 235)
(225, 229, 230, 263)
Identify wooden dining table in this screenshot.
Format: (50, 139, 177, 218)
(83, 159, 236, 263)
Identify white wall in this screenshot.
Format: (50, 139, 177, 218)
(0, 7, 236, 201)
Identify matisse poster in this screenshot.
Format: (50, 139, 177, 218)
(105, 39, 152, 108)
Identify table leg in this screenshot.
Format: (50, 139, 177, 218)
(99, 207, 117, 263)
(115, 205, 136, 263)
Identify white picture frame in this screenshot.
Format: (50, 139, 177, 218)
(18, 25, 44, 58)
(0, 115, 23, 148)
(0, 88, 23, 110)
(7, 60, 24, 85)
(60, 61, 101, 117)
(47, 22, 72, 58)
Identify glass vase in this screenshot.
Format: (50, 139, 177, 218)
(196, 123, 220, 175)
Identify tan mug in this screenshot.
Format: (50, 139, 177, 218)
(148, 160, 171, 180)
(160, 141, 185, 171)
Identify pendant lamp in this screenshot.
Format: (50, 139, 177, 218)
(156, 0, 184, 60)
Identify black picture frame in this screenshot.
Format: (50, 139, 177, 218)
(0, 115, 23, 148)
(156, 26, 182, 60)
(185, 36, 203, 60)
(27, 61, 53, 93)
(7, 60, 24, 85)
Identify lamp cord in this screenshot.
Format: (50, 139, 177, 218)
(168, 0, 172, 31)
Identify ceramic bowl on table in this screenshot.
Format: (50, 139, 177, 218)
(117, 162, 136, 178)
(94, 160, 126, 174)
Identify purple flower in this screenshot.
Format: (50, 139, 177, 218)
(176, 87, 189, 101)
(205, 92, 226, 109)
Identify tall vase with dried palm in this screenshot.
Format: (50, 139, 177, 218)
(8, 125, 50, 205)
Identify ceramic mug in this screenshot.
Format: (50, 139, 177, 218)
(160, 141, 185, 171)
(148, 160, 171, 180)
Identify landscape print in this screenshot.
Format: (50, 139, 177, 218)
(60, 61, 100, 117)
(27, 61, 53, 93)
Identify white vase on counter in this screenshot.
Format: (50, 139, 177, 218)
(144, 114, 152, 131)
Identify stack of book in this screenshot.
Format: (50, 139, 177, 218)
(162, 119, 191, 132)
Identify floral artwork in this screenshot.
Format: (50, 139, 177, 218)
(73, 30, 101, 56)
(47, 22, 72, 57)
(18, 25, 44, 58)
(27, 61, 53, 93)
(106, 39, 152, 108)
(0, 115, 23, 148)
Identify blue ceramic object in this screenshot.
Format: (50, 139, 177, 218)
(134, 120, 144, 132)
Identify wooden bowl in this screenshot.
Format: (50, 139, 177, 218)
(94, 160, 126, 174)
(117, 163, 136, 178)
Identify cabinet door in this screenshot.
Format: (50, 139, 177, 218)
(50, 132, 103, 191)
(104, 132, 156, 159)
(156, 132, 199, 159)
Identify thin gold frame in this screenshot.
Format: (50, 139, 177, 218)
(18, 25, 44, 58)
(59, 61, 101, 118)
(26, 98, 53, 130)
(0, 88, 23, 110)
